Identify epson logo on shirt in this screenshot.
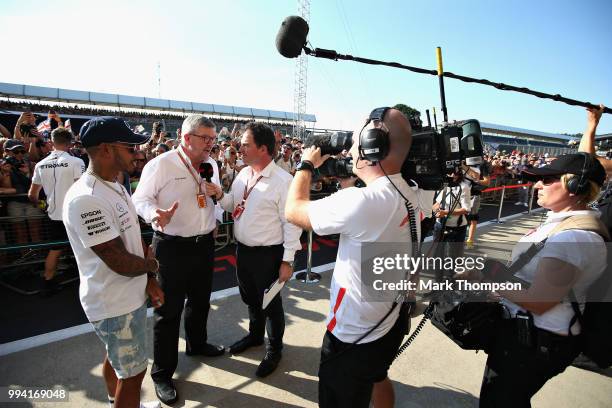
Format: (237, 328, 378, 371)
(81, 210, 102, 219)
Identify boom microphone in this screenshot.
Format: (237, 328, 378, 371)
(275, 15, 309, 58)
(199, 162, 217, 204)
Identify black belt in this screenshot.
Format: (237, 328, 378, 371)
(154, 231, 213, 243)
(237, 241, 283, 251)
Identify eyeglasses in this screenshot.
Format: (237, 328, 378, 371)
(13, 150, 26, 154)
(540, 176, 560, 186)
(189, 133, 216, 143)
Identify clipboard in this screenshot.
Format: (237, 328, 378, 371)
(262, 279, 285, 310)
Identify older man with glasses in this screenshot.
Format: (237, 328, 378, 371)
(132, 114, 224, 405)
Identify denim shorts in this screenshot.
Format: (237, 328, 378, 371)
(91, 302, 148, 379)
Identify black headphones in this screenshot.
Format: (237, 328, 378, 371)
(358, 107, 391, 163)
(566, 152, 592, 195)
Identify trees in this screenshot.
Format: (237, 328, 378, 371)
(392, 104, 420, 120)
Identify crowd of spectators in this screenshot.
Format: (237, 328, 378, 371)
(0, 105, 577, 251)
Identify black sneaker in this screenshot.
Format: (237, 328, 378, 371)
(255, 351, 282, 378)
(154, 380, 178, 405)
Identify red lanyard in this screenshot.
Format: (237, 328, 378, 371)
(242, 174, 263, 202)
(177, 150, 203, 194)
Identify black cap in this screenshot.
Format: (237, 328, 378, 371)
(522, 153, 606, 186)
(80, 117, 150, 148)
(4, 139, 25, 151)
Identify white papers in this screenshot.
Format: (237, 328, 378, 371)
(262, 279, 285, 310)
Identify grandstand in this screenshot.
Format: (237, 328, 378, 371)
(479, 121, 577, 156)
(0, 82, 316, 137)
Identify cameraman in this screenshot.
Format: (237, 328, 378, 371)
(286, 108, 427, 408)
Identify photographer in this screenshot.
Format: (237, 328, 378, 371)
(286, 108, 428, 408)
(430, 170, 471, 285)
(477, 154, 607, 407)
(0, 139, 43, 244)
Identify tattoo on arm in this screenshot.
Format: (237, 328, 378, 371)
(91, 237, 149, 277)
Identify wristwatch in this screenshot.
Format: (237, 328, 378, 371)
(282, 261, 294, 269)
(295, 160, 315, 175)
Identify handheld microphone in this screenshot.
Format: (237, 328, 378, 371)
(199, 162, 217, 204)
(275, 15, 309, 58)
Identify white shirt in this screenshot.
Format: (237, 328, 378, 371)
(219, 160, 302, 262)
(275, 156, 295, 174)
(435, 181, 471, 227)
(308, 173, 426, 343)
(132, 146, 221, 237)
(32, 150, 85, 220)
(502, 210, 607, 335)
(63, 173, 146, 322)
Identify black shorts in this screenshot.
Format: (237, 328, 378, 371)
(318, 313, 405, 408)
(47, 220, 69, 249)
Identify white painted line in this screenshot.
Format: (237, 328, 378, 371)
(0, 211, 539, 356)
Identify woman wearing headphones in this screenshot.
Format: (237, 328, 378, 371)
(479, 153, 608, 407)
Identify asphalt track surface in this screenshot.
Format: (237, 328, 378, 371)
(0, 198, 537, 344)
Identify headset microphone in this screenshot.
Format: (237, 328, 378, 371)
(199, 162, 217, 204)
(275, 16, 309, 58)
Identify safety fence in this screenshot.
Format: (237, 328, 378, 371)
(0, 186, 529, 295)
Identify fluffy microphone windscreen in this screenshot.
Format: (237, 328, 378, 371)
(275, 16, 309, 58)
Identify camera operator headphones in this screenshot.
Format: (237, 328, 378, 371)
(565, 152, 592, 195)
(358, 107, 391, 164)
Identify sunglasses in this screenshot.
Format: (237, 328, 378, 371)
(13, 150, 26, 154)
(109, 144, 137, 154)
(540, 176, 561, 186)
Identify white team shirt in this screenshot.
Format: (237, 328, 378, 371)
(502, 210, 607, 335)
(308, 173, 427, 343)
(219, 161, 302, 262)
(63, 173, 146, 322)
(132, 146, 221, 237)
(32, 150, 85, 220)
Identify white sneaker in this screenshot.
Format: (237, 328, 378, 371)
(523, 203, 528, 207)
(140, 401, 161, 408)
(514, 202, 522, 205)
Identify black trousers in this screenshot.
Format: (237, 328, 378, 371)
(150, 232, 214, 382)
(479, 321, 581, 408)
(433, 222, 467, 282)
(318, 313, 405, 408)
(236, 242, 285, 352)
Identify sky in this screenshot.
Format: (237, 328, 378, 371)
(0, 0, 611, 135)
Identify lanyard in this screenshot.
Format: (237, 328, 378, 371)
(242, 173, 263, 202)
(177, 149, 203, 194)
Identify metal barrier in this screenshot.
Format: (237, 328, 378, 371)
(480, 182, 533, 223)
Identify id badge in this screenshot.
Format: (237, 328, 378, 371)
(196, 193, 207, 209)
(232, 203, 245, 220)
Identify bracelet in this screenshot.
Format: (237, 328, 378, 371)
(217, 190, 224, 201)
